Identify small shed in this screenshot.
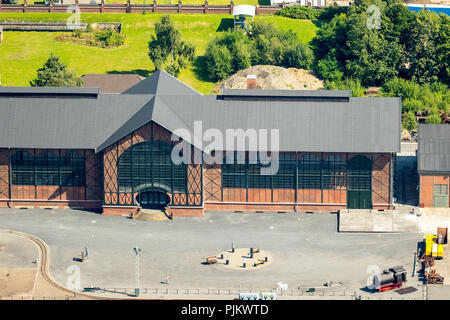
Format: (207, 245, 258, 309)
(232, 5, 256, 29)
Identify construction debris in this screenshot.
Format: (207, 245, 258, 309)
(427, 270, 444, 285)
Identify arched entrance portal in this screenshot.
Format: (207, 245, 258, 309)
(136, 189, 170, 209)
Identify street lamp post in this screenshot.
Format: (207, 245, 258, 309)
(133, 247, 142, 297)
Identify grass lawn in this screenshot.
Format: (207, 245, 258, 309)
(0, 13, 317, 93)
(102, 0, 268, 4)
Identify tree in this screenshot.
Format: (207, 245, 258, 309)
(1, 0, 19, 4)
(204, 44, 233, 82)
(30, 53, 82, 87)
(406, 10, 449, 84)
(402, 111, 417, 131)
(344, 0, 404, 86)
(282, 43, 313, 69)
(148, 15, 195, 77)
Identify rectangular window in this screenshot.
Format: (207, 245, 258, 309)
(298, 154, 321, 189)
(272, 155, 296, 189)
(11, 151, 85, 187)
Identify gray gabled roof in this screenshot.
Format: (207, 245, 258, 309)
(122, 70, 201, 96)
(0, 70, 401, 154)
(418, 124, 450, 174)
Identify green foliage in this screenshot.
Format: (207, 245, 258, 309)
(382, 77, 449, 128)
(406, 10, 450, 84)
(204, 44, 233, 82)
(425, 110, 442, 124)
(30, 53, 82, 87)
(311, 14, 347, 81)
(325, 78, 366, 97)
(311, 0, 450, 87)
(317, 5, 349, 21)
(57, 26, 124, 48)
(276, 6, 322, 20)
(283, 43, 313, 69)
(203, 21, 313, 82)
(276, 5, 348, 21)
(402, 111, 417, 131)
(1, 0, 18, 4)
(95, 27, 124, 47)
(148, 15, 195, 77)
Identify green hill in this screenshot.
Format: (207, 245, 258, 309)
(0, 13, 317, 93)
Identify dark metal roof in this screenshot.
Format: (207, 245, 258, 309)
(0, 70, 401, 154)
(122, 70, 201, 95)
(222, 89, 351, 97)
(0, 86, 99, 97)
(418, 124, 450, 174)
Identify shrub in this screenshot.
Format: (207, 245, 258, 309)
(204, 44, 233, 82)
(283, 43, 313, 69)
(276, 6, 322, 20)
(402, 111, 417, 131)
(95, 27, 124, 48)
(325, 78, 366, 97)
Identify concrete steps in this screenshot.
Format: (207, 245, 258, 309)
(134, 209, 169, 222)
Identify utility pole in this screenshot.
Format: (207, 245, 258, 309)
(133, 247, 142, 297)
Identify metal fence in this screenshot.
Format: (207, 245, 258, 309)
(0, 1, 300, 15)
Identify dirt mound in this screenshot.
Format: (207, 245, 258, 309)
(214, 65, 324, 93)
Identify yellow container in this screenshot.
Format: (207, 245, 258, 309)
(437, 244, 444, 259)
(426, 234, 434, 256)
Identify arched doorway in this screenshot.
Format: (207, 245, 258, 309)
(136, 189, 170, 209)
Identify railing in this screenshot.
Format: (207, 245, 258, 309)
(1, 286, 426, 300)
(0, 1, 327, 15)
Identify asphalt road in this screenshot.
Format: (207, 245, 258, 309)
(0, 208, 424, 299)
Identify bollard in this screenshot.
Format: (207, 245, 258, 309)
(250, 248, 253, 258)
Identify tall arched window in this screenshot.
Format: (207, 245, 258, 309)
(117, 141, 187, 194)
(347, 155, 372, 191)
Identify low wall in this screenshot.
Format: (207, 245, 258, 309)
(339, 209, 420, 232)
(0, 21, 87, 31)
(0, 2, 297, 14)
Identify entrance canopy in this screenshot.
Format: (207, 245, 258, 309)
(232, 5, 256, 29)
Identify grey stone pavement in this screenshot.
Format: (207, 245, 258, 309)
(0, 208, 426, 299)
(0, 232, 38, 269)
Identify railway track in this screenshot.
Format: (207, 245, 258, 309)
(0, 229, 105, 300)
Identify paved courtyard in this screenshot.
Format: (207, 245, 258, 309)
(0, 208, 425, 299)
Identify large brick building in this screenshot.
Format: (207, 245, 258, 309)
(418, 124, 450, 208)
(0, 71, 401, 216)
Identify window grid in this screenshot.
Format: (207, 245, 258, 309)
(117, 141, 188, 194)
(11, 151, 85, 187)
(222, 153, 373, 193)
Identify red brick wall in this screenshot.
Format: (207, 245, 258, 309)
(0, 148, 102, 204)
(102, 121, 202, 208)
(0, 149, 9, 200)
(420, 174, 450, 207)
(204, 152, 391, 207)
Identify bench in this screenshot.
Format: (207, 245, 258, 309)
(206, 256, 217, 264)
(254, 259, 265, 267)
